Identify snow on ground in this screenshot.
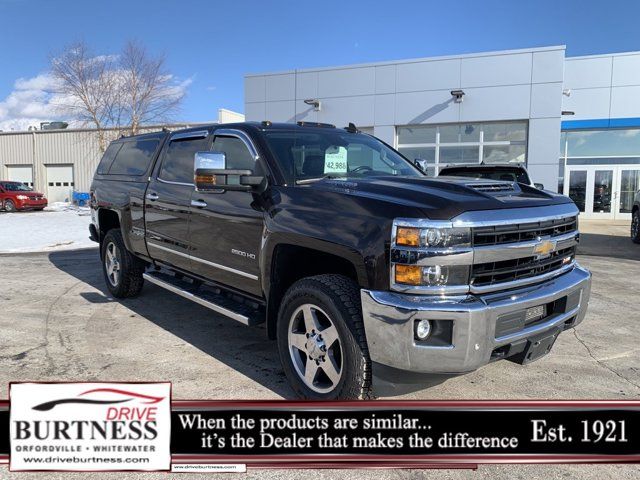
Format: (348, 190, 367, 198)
(0, 204, 95, 253)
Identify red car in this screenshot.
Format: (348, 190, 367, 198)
(0, 181, 48, 212)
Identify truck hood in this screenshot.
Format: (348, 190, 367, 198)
(301, 175, 573, 220)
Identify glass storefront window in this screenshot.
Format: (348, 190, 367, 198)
(439, 124, 480, 143)
(397, 146, 436, 162)
(397, 121, 527, 176)
(397, 126, 436, 144)
(440, 146, 479, 163)
(566, 129, 640, 157)
(483, 144, 526, 164)
(483, 122, 527, 142)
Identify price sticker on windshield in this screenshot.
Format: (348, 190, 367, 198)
(324, 146, 348, 174)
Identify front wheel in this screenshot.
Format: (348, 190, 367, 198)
(4, 200, 16, 212)
(277, 274, 373, 400)
(632, 210, 640, 244)
(101, 229, 145, 298)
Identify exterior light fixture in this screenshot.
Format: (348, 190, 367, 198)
(561, 111, 575, 116)
(450, 90, 465, 103)
(304, 99, 321, 111)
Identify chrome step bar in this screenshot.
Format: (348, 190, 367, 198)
(143, 272, 254, 326)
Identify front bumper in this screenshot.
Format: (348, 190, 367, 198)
(361, 264, 591, 375)
(16, 199, 47, 210)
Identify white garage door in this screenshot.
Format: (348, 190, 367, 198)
(6, 165, 34, 188)
(46, 165, 74, 203)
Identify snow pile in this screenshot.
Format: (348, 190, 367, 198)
(0, 209, 95, 253)
(44, 202, 91, 216)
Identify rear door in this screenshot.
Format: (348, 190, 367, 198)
(188, 129, 265, 296)
(145, 130, 211, 271)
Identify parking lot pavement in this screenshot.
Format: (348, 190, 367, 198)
(1, 236, 639, 479)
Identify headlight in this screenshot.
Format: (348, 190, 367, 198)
(16, 195, 28, 200)
(396, 226, 470, 248)
(394, 264, 470, 287)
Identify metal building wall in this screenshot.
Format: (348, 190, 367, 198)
(0, 125, 191, 194)
(244, 46, 566, 191)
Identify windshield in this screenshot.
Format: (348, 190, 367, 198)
(262, 130, 423, 184)
(440, 168, 530, 184)
(1, 182, 32, 191)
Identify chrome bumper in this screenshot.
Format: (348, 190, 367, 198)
(361, 264, 592, 374)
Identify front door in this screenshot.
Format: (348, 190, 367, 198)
(145, 130, 211, 271)
(565, 165, 640, 220)
(188, 129, 265, 297)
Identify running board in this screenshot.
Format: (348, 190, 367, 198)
(143, 271, 263, 326)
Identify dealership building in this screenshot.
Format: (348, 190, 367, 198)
(245, 45, 640, 221)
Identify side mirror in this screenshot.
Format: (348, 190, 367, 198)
(534, 183, 544, 190)
(414, 158, 429, 174)
(194, 151, 264, 192)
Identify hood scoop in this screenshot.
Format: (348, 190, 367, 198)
(466, 181, 518, 194)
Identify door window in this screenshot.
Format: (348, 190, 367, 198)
(620, 170, 640, 214)
(211, 136, 260, 173)
(592, 170, 613, 214)
(159, 136, 210, 184)
(568, 170, 587, 213)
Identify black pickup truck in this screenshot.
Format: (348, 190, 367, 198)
(90, 122, 592, 399)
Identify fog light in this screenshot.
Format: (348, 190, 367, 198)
(415, 319, 432, 340)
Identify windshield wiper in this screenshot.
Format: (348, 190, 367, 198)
(295, 174, 340, 185)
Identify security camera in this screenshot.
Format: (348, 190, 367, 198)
(450, 90, 465, 103)
(304, 99, 321, 111)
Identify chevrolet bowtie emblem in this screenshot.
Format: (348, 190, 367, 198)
(533, 237, 556, 257)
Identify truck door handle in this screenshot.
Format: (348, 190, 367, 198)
(146, 192, 159, 201)
(191, 199, 208, 208)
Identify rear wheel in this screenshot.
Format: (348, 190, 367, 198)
(632, 210, 640, 244)
(101, 229, 145, 298)
(4, 200, 16, 212)
(277, 274, 373, 400)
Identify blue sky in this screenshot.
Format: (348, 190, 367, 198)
(0, 0, 639, 129)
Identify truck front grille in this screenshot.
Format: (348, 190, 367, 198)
(471, 246, 576, 288)
(472, 216, 577, 246)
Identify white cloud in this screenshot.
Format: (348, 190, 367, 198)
(0, 73, 64, 131)
(0, 63, 192, 132)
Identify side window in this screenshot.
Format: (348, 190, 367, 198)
(159, 135, 210, 184)
(97, 143, 123, 174)
(211, 136, 260, 173)
(109, 138, 160, 176)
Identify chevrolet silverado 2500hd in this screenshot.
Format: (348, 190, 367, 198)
(90, 122, 592, 399)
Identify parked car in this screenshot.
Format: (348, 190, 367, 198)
(90, 122, 591, 399)
(0, 181, 48, 212)
(437, 164, 544, 189)
(631, 190, 640, 243)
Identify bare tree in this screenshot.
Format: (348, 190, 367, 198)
(50, 41, 118, 151)
(118, 40, 185, 135)
(50, 40, 186, 150)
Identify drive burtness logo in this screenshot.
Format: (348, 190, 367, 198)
(9, 382, 171, 472)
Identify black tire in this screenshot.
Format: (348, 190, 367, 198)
(4, 200, 16, 212)
(277, 274, 373, 400)
(632, 210, 640, 244)
(101, 229, 145, 298)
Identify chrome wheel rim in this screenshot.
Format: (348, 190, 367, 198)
(105, 242, 121, 287)
(633, 215, 639, 238)
(288, 304, 343, 394)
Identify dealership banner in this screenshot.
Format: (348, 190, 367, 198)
(0, 383, 640, 471)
